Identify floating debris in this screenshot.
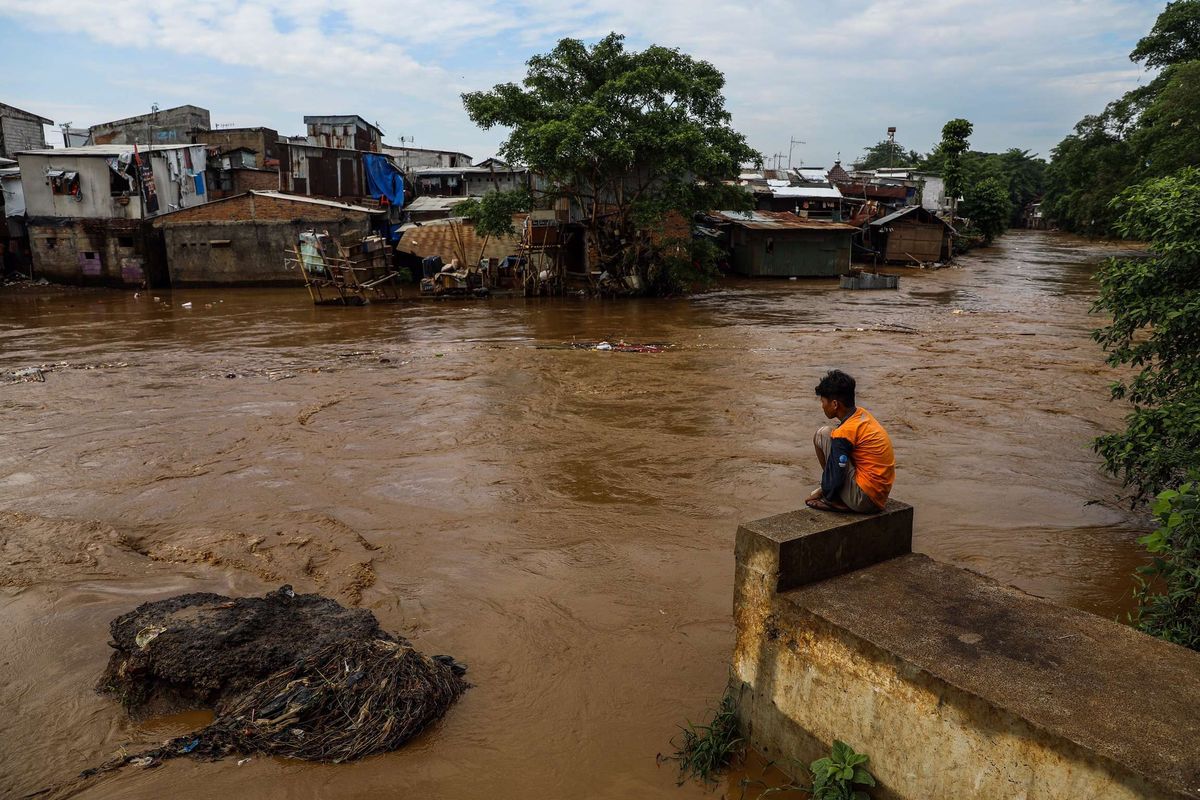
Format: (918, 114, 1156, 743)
(1, 367, 45, 384)
(567, 340, 669, 354)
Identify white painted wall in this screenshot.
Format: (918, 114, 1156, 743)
(17, 149, 207, 219)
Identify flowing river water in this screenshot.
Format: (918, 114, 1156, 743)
(0, 230, 1149, 798)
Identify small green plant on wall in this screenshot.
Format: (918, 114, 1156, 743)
(810, 740, 876, 800)
(663, 689, 743, 785)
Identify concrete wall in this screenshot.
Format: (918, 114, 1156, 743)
(90, 105, 210, 146)
(732, 506, 1200, 800)
(1, 114, 48, 158)
(195, 128, 279, 167)
(157, 192, 379, 286)
(163, 220, 370, 286)
(27, 218, 162, 286)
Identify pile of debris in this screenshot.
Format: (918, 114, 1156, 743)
(88, 586, 466, 772)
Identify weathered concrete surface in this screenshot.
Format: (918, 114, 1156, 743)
(733, 506, 1200, 800)
(736, 501, 912, 592)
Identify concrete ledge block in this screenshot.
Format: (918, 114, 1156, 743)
(736, 499, 912, 592)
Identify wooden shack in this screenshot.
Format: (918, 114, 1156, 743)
(867, 205, 954, 264)
(712, 211, 855, 277)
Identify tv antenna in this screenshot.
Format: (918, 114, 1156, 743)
(788, 136, 806, 169)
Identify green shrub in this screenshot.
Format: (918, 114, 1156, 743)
(1133, 477, 1200, 649)
(810, 740, 876, 800)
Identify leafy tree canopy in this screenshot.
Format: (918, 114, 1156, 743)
(1045, 1, 1200, 233)
(936, 118, 973, 204)
(960, 176, 1012, 244)
(1130, 0, 1200, 69)
(461, 33, 758, 291)
(852, 140, 920, 171)
(1092, 167, 1200, 501)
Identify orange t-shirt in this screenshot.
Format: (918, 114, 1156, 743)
(831, 407, 895, 509)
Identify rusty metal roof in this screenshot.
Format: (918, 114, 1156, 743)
(710, 210, 859, 231)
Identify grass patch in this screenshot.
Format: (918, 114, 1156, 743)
(663, 688, 744, 785)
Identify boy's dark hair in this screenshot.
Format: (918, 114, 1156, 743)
(815, 370, 856, 407)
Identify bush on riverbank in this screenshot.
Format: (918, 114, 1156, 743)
(1133, 477, 1200, 649)
(1093, 167, 1200, 650)
(1092, 168, 1200, 502)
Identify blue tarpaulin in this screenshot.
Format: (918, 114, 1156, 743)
(363, 153, 405, 207)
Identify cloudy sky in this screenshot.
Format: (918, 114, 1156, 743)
(0, 0, 1165, 167)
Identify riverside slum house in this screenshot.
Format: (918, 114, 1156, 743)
(700, 210, 856, 277)
(734, 167, 846, 220)
(382, 145, 473, 171)
(863, 205, 955, 265)
(155, 114, 404, 286)
(0, 102, 53, 277)
(403, 158, 533, 220)
(88, 104, 211, 146)
(278, 115, 399, 203)
(153, 191, 387, 286)
(395, 157, 545, 293)
(195, 126, 281, 198)
(17, 143, 211, 286)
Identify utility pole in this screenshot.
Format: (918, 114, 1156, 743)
(887, 126, 897, 170)
(788, 137, 806, 169)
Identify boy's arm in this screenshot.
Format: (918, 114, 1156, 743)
(820, 437, 854, 499)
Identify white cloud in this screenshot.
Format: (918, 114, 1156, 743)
(0, 0, 1164, 163)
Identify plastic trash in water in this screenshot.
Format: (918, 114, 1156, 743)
(181, 302, 193, 309)
(179, 738, 200, 754)
(129, 756, 155, 768)
(595, 342, 613, 351)
(135, 625, 167, 649)
(238, 758, 252, 766)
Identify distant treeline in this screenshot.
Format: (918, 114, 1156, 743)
(1042, 0, 1200, 236)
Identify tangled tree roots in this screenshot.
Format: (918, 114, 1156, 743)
(99, 585, 394, 713)
(192, 638, 465, 761)
(81, 586, 466, 779)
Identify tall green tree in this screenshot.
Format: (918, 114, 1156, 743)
(453, 189, 532, 263)
(997, 148, 1048, 224)
(461, 33, 758, 293)
(936, 118, 973, 217)
(1044, 0, 1200, 234)
(853, 139, 917, 170)
(1129, 0, 1200, 68)
(960, 177, 1011, 244)
(1092, 167, 1200, 501)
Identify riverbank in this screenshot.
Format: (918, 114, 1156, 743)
(0, 230, 1148, 798)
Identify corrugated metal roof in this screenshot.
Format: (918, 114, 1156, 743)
(407, 195, 481, 212)
(795, 168, 829, 182)
(769, 186, 843, 199)
(249, 190, 383, 214)
(711, 210, 858, 231)
(16, 144, 197, 156)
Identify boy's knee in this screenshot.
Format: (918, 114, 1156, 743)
(814, 425, 834, 452)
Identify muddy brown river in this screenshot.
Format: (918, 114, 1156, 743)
(0, 230, 1148, 798)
